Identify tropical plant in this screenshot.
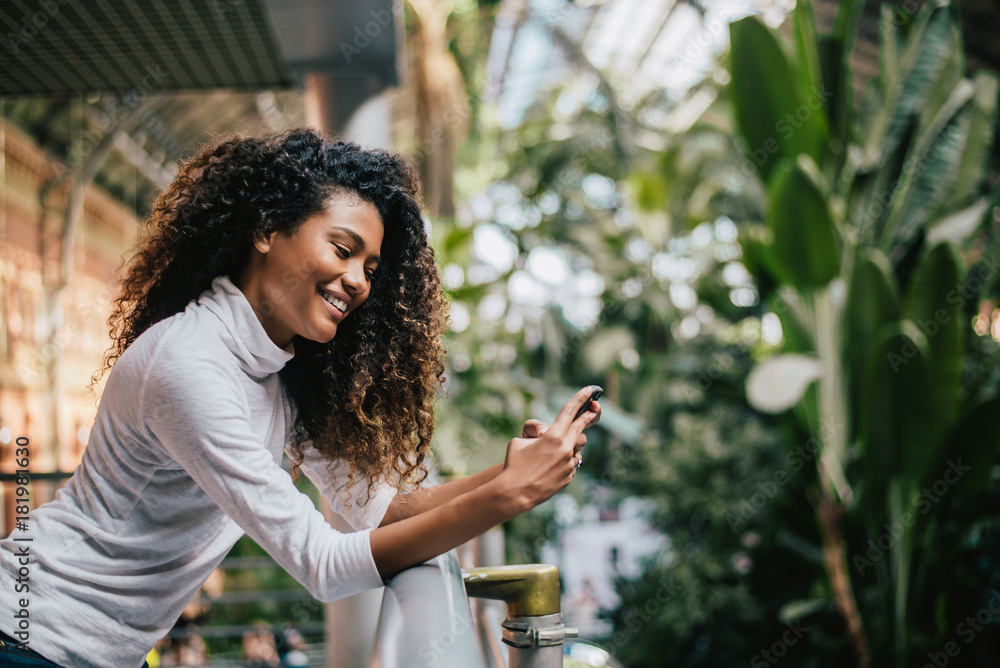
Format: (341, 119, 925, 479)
(426, 1, 1000, 665)
(730, 0, 1000, 665)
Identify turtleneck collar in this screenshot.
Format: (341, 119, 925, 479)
(197, 275, 295, 379)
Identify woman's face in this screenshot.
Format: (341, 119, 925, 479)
(240, 194, 384, 347)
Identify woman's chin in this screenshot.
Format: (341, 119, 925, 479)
(323, 324, 341, 343)
(316, 330, 337, 344)
(299, 323, 338, 344)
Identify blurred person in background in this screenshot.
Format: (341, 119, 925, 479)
(275, 624, 308, 668)
(241, 622, 280, 668)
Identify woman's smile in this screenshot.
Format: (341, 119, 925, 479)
(319, 286, 351, 321)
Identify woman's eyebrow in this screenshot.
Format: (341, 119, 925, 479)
(332, 226, 381, 263)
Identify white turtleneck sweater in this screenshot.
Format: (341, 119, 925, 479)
(0, 276, 395, 668)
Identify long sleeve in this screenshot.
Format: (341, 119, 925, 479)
(142, 349, 386, 601)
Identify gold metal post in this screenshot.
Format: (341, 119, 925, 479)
(462, 564, 561, 617)
(463, 564, 576, 667)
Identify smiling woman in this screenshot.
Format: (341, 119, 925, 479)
(0, 129, 601, 668)
(100, 130, 447, 515)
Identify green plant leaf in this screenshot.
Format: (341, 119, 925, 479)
(816, 34, 851, 170)
(858, 321, 935, 493)
(885, 3, 954, 150)
(729, 16, 828, 183)
(878, 5, 905, 95)
(845, 248, 901, 437)
(738, 224, 772, 276)
(792, 0, 824, 118)
(831, 0, 864, 44)
(924, 397, 1000, 498)
(945, 71, 1000, 212)
(902, 242, 964, 442)
(861, 3, 954, 171)
(769, 289, 811, 354)
(765, 159, 841, 289)
(738, 223, 779, 302)
(914, 22, 964, 140)
(846, 130, 908, 246)
(925, 200, 990, 247)
(879, 78, 976, 251)
(818, 0, 861, 163)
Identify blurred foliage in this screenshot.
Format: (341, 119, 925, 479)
(728, 0, 1000, 665)
(433, 0, 1000, 667)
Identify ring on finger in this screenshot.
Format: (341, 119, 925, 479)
(575, 456, 583, 468)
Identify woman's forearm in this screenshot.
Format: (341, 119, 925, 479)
(369, 386, 601, 582)
(369, 471, 524, 580)
(379, 462, 504, 526)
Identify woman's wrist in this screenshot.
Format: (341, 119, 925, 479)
(491, 468, 532, 517)
(371, 467, 531, 580)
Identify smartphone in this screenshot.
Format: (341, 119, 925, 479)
(573, 386, 603, 421)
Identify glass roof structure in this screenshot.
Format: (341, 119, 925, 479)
(485, 0, 795, 133)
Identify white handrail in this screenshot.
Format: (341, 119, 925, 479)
(370, 551, 487, 668)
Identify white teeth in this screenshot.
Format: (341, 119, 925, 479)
(320, 290, 347, 312)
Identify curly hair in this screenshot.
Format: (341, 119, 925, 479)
(98, 129, 448, 500)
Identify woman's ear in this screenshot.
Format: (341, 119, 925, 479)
(252, 229, 274, 254)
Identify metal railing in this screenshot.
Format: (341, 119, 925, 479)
(371, 551, 485, 667)
(372, 554, 575, 668)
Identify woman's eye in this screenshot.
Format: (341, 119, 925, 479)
(334, 245, 350, 258)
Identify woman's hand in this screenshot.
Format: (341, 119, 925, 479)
(500, 386, 602, 512)
(369, 387, 602, 581)
(521, 409, 596, 459)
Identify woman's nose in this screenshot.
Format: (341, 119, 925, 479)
(341, 262, 366, 294)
